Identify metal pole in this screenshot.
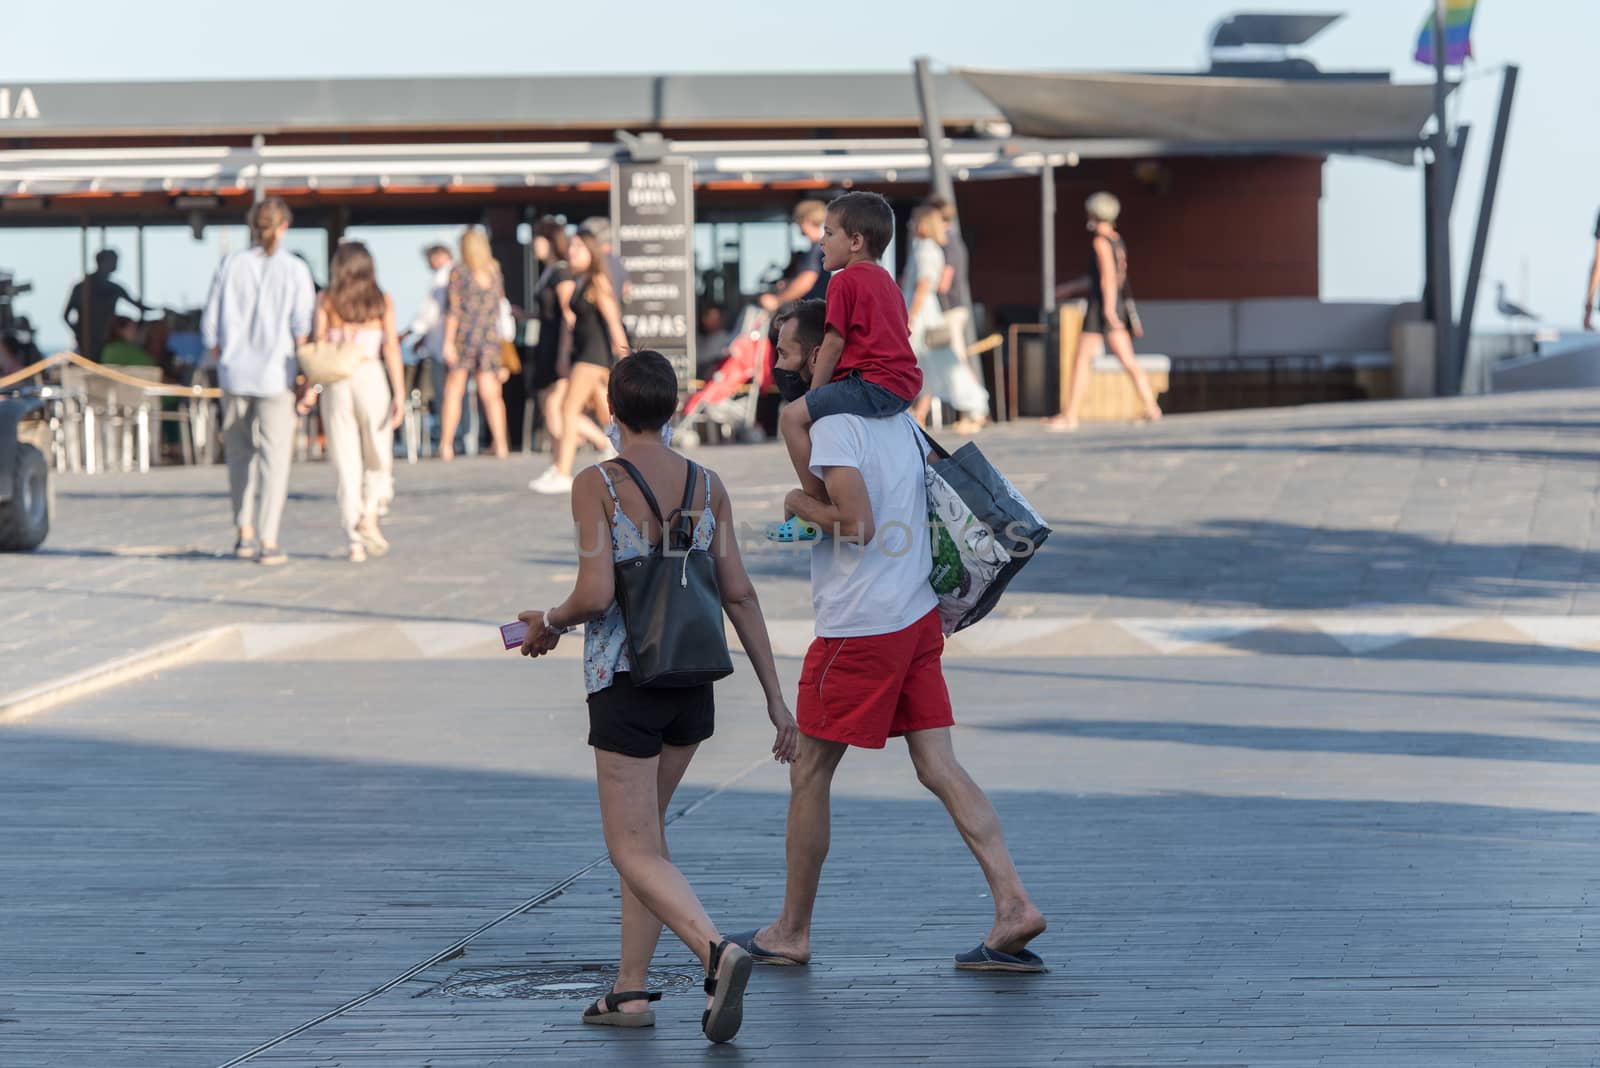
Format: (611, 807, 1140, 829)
(1456, 64, 1519, 391)
(1040, 163, 1056, 319)
(1427, 0, 1456, 394)
(251, 134, 266, 204)
(78, 221, 90, 357)
(136, 225, 146, 308)
(912, 57, 956, 207)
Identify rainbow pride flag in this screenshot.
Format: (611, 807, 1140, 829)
(1415, 0, 1478, 67)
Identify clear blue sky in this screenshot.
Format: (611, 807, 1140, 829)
(2, 0, 1590, 351)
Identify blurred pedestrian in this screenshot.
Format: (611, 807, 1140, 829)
(1045, 192, 1161, 431)
(529, 218, 609, 482)
(515, 350, 795, 1042)
(529, 230, 629, 495)
(202, 197, 316, 566)
(304, 241, 405, 563)
(64, 249, 154, 361)
(578, 216, 631, 303)
(759, 199, 829, 311)
(904, 205, 988, 434)
(439, 228, 510, 460)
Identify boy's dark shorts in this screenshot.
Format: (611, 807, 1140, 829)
(805, 371, 913, 422)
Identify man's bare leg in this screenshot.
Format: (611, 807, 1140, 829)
(751, 734, 849, 963)
(905, 727, 1046, 953)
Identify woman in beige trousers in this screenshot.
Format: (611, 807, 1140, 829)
(304, 242, 406, 562)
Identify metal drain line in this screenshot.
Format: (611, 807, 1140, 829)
(215, 754, 770, 1067)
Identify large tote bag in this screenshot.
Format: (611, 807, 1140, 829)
(920, 428, 1051, 635)
(608, 457, 735, 687)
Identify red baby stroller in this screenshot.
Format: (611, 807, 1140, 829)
(677, 305, 774, 447)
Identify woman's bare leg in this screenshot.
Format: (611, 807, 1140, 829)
(594, 748, 723, 1007)
(611, 742, 699, 1013)
(555, 364, 604, 476)
(477, 372, 509, 457)
(1045, 332, 1100, 430)
(438, 368, 469, 459)
(1106, 327, 1162, 421)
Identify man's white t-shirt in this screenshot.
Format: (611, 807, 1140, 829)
(808, 411, 938, 638)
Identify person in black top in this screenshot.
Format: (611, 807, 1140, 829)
(759, 200, 830, 311)
(529, 219, 609, 487)
(1045, 192, 1162, 431)
(64, 250, 154, 360)
(531, 230, 630, 495)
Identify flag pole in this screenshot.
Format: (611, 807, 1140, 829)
(1428, 0, 1457, 394)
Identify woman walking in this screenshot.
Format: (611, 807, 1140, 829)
(1045, 192, 1162, 431)
(439, 228, 510, 459)
(201, 196, 316, 566)
(305, 242, 405, 562)
(516, 351, 797, 1043)
(528, 218, 608, 488)
(903, 205, 989, 434)
(529, 229, 629, 495)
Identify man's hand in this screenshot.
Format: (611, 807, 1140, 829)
(758, 293, 781, 312)
(1585, 306, 1595, 332)
(767, 699, 799, 764)
(295, 384, 319, 416)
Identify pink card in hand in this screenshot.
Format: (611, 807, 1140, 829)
(500, 620, 529, 650)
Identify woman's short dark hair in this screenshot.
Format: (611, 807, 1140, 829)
(826, 191, 894, 260)
(608, 349, 679, 431)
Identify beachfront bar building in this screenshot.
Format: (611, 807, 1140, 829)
(0, 29, 1491, 417)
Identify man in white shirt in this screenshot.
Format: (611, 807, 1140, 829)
(732, 299, 1047, 974)
(404, 244, 458, 454)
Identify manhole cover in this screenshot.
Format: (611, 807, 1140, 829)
(422, 964, 701, 1001)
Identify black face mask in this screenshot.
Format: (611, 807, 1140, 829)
(773, 365, 810, 404)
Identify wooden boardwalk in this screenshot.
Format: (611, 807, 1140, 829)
(4, 653, 1599, 1065)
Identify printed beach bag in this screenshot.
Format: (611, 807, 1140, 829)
(919, 427, 1051, 635)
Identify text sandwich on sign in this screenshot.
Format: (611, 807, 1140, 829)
(611, 159, 696, 387)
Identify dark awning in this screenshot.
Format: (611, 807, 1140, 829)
(958, 69, 1441, 158)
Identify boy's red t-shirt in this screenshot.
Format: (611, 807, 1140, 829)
(823, 262, 924, 402)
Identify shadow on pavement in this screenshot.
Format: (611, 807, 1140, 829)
(2, 727, 1598, 1065)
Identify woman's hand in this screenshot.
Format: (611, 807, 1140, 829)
(388, 397, 405, 431)
(611, 339, 630, 360)
(516, 610, 562, 658)
(295, 384, 319, 416)
(442, 342, 458, 369)
(767, 699, 800, 764)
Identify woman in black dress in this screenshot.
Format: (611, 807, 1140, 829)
(530, 230, 630, 495)
(1045, 192, 1162, 431)
(529, 218, 608, 488)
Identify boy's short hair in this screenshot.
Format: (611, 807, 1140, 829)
(792, 199, 827, 228)
(826, 191, 894, 260)
(607, 349, 678, 431)
(774, 299, 827, 356)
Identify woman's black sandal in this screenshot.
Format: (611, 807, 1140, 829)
(701, 938, 753, 1043)
(582, 989, 662, 1028)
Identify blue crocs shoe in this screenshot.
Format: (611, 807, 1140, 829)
(766, 517, 821, 542)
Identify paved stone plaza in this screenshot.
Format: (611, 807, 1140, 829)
(3, 391, 1600, 1066)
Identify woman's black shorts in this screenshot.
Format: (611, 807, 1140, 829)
(587, 672, 716, 758)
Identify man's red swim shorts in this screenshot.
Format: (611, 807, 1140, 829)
(796, 608, 955, 749)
